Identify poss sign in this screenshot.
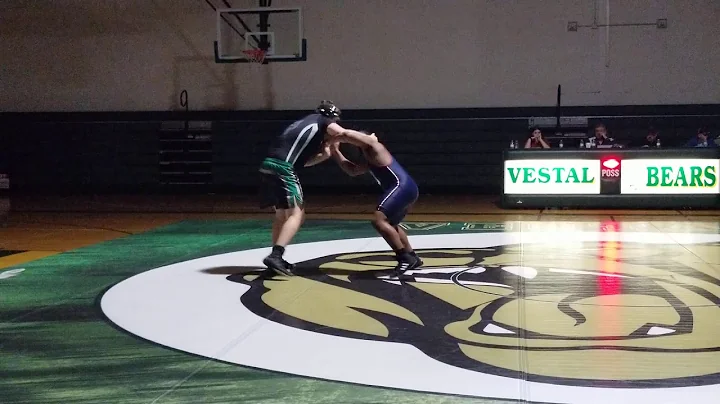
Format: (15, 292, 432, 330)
(600, 158, 622, 194)
(621, 159, 719, 194)
(504, 160, 600, 195)
(601, 158, 621, 178)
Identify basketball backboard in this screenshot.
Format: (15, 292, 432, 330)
(214, 7, 306, 63)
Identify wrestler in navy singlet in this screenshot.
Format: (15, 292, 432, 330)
(369, 158, 419, 226)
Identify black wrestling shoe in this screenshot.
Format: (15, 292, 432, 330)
(282, 259, 295, 271)
(394, 256, 418, 276)
(410, 252, 423, 269)
(263, 255, 294, 276)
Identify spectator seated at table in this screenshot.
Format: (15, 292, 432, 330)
(685, 128, 717, 148)
(524, 127, 551, 149)
(589, 123, 615, 146)
(635, 128, 661, 148)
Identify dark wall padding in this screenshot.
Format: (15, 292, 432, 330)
(1, 105, 718, 194)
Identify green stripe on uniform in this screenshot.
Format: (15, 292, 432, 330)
(260, 158, 304, 207)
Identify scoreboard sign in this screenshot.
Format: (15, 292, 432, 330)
(502, 149, 719, 208)
(503, 159, 600, 195)
(503, 157, 719, 196)
(621, 159, 719, 195)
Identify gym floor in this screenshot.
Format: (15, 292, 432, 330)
(2, 195, 719, 404)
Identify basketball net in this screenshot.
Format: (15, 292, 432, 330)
(242, 49, 267, 64)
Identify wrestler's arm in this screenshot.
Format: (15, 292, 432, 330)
(329, 143, 369, 177)
(304, 142, 331, 167)
(326, 123, 378, 148)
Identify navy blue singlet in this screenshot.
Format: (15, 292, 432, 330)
(368, 158, 419, 226)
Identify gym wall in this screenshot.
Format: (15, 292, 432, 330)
(1, 0, 718, 112)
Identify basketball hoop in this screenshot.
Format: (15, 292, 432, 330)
(242, 49, 267, 64)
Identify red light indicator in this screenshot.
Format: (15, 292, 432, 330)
(602, 159, 620, 169)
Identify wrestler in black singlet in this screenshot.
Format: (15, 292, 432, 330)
(259, 114, 333, 209)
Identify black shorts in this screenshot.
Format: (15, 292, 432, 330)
(259, 158, 304, 209)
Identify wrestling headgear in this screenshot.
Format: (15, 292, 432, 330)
(316, 100, 341, 118)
